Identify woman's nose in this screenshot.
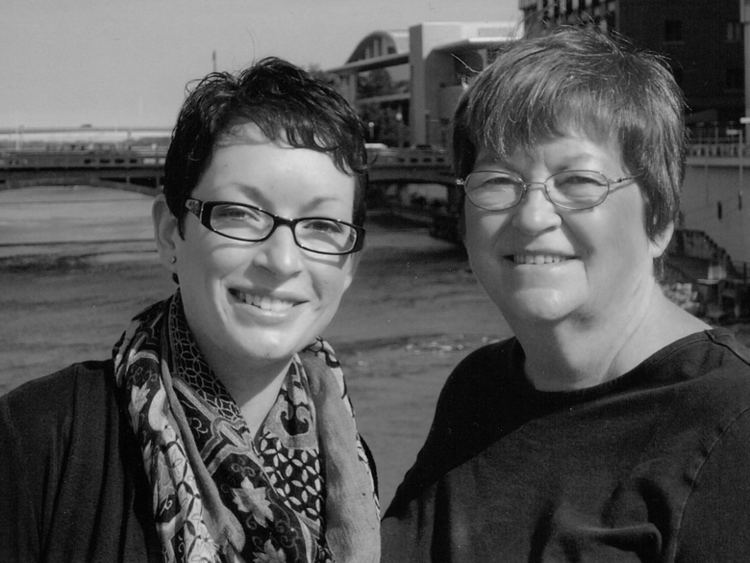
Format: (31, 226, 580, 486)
(510, 183, 562, 234)
(254, 224, 304, 276)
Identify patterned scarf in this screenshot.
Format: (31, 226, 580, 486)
(113, 292, 379, 562)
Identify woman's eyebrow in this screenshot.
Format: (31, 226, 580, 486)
(226, 184, 346, 215)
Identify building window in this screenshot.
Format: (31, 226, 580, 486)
(727, 21, 743, 42)
(726, 67, 744, 90)
(664, 20, 683, 43)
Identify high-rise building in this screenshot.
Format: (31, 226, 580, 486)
(519, 0, 744, 127)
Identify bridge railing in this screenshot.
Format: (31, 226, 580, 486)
(366, 146, 450, 168)
(687, 138, 750, 158)
(5, 139, 750, 169)
(0, 148, 167, 170)
(1, 145, 451, 172)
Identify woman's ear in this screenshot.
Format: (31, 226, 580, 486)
(152, 194, 180, 272)
(649, 220, 675, 259)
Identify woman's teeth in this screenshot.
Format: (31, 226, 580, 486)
(513, 254, 567, 265)
(234, 291, 296, 312)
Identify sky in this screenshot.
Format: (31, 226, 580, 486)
(3, 0, 521, 129)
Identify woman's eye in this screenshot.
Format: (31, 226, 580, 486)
(215, 205, 261, 221)
(306, 220, 343, 233)
(556, 173, 605, 189)
(483, 176, 519, 189)
(469, 174, 519, 192)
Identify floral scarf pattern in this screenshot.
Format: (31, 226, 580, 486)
(113, 292, 378, 562)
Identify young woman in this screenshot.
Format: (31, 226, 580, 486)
(0, 58, 379, 562)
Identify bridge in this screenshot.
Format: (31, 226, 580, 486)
(0, 147, 167, 195)
(0, 145, 454, 192)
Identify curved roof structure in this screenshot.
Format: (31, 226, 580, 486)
(346, 30, 409, 63)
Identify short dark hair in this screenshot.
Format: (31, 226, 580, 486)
(453, 26, 686, 239)
(164, 57, 368, 231)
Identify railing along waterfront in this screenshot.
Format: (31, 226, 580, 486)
(688, 138, 750, 158)
(4, 139, 748, 170)
(0, 145, 454, 187)
(0, 146, 167, 170)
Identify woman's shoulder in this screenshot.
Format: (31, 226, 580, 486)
(704, 328, 750, 364)
(438, 337, 518, 400)
(0, 360, 117, 437)
(686, 329, 750, 410)
(383, 339, 518, 516)
(653, 329, 750, 388)
(2, 360, 114, 401)
(414, 338, 517, 462)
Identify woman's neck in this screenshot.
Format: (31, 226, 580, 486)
(513, 282, 709, 392)
(207, 353, 293, 437)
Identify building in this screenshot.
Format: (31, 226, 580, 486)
(327, 21, 521, 148)
(519, 0, 745, 130)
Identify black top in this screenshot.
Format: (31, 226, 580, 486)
(0, 361, 161, 562)
(382, 329, 750, 562)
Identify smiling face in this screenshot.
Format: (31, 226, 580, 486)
(154, 123, 359, 379)
(463, 132, 671, 329)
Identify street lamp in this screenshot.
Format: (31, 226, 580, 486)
(729, 125, 745, 207)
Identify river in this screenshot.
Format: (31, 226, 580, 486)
(0, 185, 155, 259)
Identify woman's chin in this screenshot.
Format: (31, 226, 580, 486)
(501, 288, 584, 325)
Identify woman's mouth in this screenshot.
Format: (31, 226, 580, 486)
(510, 254, 571, 265)
(229, 289, 300, 312)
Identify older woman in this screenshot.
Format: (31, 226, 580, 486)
(0, 58, 379, 562)
(382, 27, 750, 560)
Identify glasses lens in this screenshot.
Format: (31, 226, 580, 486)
(209, 203, 272, 240)
(296, 219, 359, 254)
(465, 172, 524, 210)
(548, 170, 609, 209)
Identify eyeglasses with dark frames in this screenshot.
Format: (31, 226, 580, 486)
(457, 169, 638, 211)
(184, 198, 365, 255)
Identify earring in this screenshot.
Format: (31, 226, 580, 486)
(169, 256, 177, 265)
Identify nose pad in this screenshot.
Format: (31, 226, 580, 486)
(511, 183, 561, 233)
(522, 182, 550, 202)
(255, 224, 304, 275)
